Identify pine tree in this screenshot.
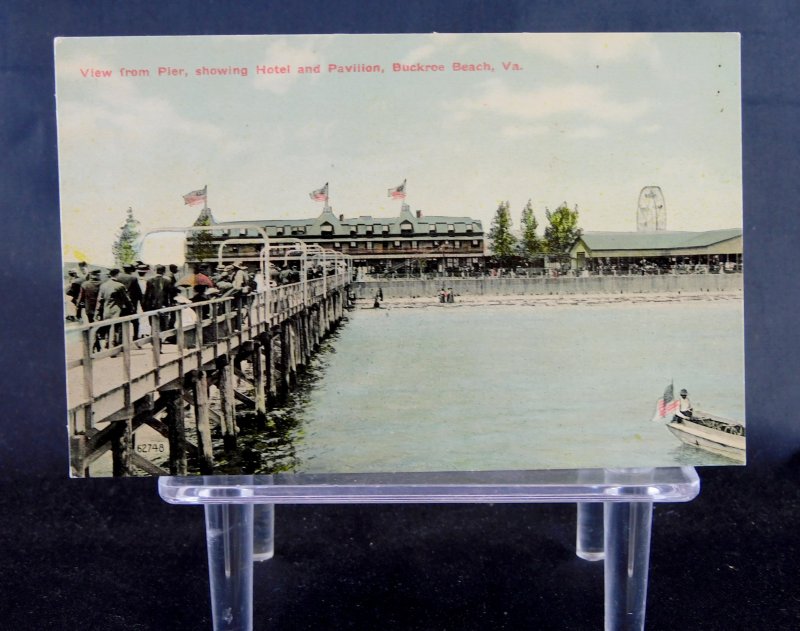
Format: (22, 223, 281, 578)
(187, 208, 216, 263)
(111, 207, 140, 267)
(544, 202, 582, 254)
(519, 199, 542, 260)
(488, 201, 517, 266)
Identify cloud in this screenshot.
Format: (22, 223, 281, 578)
(516, 33, 661, 67)
(567, 125, 609, 139)
(399, 34, 467, 64)
(251, 36, 329, 94)
(500, 124, 549, 138)
(638, 123, 662, 135)
(446, 80, 651, 125)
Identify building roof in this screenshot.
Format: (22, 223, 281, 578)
(202, 205, 484, 239)
(578, 228, 742, 252)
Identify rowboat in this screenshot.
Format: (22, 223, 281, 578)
(666, 411, 746, 463)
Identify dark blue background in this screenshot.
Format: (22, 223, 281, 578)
(1, 2, 798, 629)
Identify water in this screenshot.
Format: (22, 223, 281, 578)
(265, 298, 745, 473)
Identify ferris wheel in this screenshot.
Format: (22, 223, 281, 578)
(637, 186, 666, 232)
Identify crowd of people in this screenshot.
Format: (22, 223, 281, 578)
(65, 259, 350, 350)
(64, 261, 262, 349)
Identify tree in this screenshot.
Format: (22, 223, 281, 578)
(111, 207, 140, 267)
(544, 202, 582, 254)
(488, 201, 517, 265)
(186, 208, 216, 263)
(519, 199, 542, 261)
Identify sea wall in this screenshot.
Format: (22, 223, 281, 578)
(352, 274, 743, 298)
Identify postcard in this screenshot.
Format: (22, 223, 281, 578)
(55, 34, 744, 477)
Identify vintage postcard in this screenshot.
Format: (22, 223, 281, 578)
(55, 34, 744, 477)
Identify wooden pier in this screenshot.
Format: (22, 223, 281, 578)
(66, 271, 351, 477)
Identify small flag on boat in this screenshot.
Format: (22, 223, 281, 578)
(655, 383, 680, 419)
(183, 186, 207, 206)
(388, 179, 406, 200)
(309, 183, 329, 202)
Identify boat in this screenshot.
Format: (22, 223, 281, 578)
(666, 410, 745, 463)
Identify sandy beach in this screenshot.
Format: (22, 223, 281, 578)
(356, 291, 743, 310)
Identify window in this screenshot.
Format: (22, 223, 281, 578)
(321, 223, 333, 235)
(350, 241, 357, 248)
(276, 228, 284, 236)
(366, 242, 373, 250)
(448, 224, 455, 233)
(400, 221, 413, 232)
(394, 241, 401, 247)
(429, 225, 436, 233)
(333, 242, 341, 248)
(382, 225, 390, 234)
(467, 223, 474, 232)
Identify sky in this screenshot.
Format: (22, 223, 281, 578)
(55, 33, 742, 266)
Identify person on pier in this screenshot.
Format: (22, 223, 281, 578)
(77, 269, 102, 324)
(65, 270, 82, 322)
(97, 268, 133, 348)
(144, 265, 173, 333)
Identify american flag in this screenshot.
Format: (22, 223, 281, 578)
(388, 180, 406, 200)
(656, 383, 680, 418)
(309, 183, 329, 202)
(183, 186, 207, 206)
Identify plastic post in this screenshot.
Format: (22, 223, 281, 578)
(253, 503, 275, 561)
(576, 502, 605, 561)
(204, 503, 254, 631)
(603, 469, 655, 631)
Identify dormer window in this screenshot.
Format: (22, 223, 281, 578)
(382, 225, 390, 234)
(429, 225, 436, 233)
(321, 223, 333, 236)
(400, 220, 413, 233)
(448, 224, 455, 233)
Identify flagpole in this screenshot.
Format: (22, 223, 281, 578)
(203, 184, 208, 212)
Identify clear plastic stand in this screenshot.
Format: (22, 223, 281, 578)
(159, 467, 699, 631)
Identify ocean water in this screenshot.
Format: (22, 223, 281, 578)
(283, 298, 745, 473)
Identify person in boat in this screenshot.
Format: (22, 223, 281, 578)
(674, 389, 694, 423)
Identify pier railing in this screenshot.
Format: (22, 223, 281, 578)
(66, 270, 350, 475)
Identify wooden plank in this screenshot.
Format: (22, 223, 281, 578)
(130, 453, 169, 476)
(193, 370, 214, 474)
(165, 390, 187, 476)
(252, 340, 266, 414)
(111, 418, 133, 477)
(216, 356, 238, 451)
(234, 389, 256, 408)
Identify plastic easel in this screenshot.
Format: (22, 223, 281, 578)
(160, 467, 699, 630)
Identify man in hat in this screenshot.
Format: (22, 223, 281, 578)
(97, 268, 133, 348)
(127, 264, 149, 338)
(674, 389, 694, 423)
(116, 264, 135, 294)
(231, 261, 249, 293)
(77, 269, 103, 324)
(144, 264, 173, 333)
(65, 270, 82, 322)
